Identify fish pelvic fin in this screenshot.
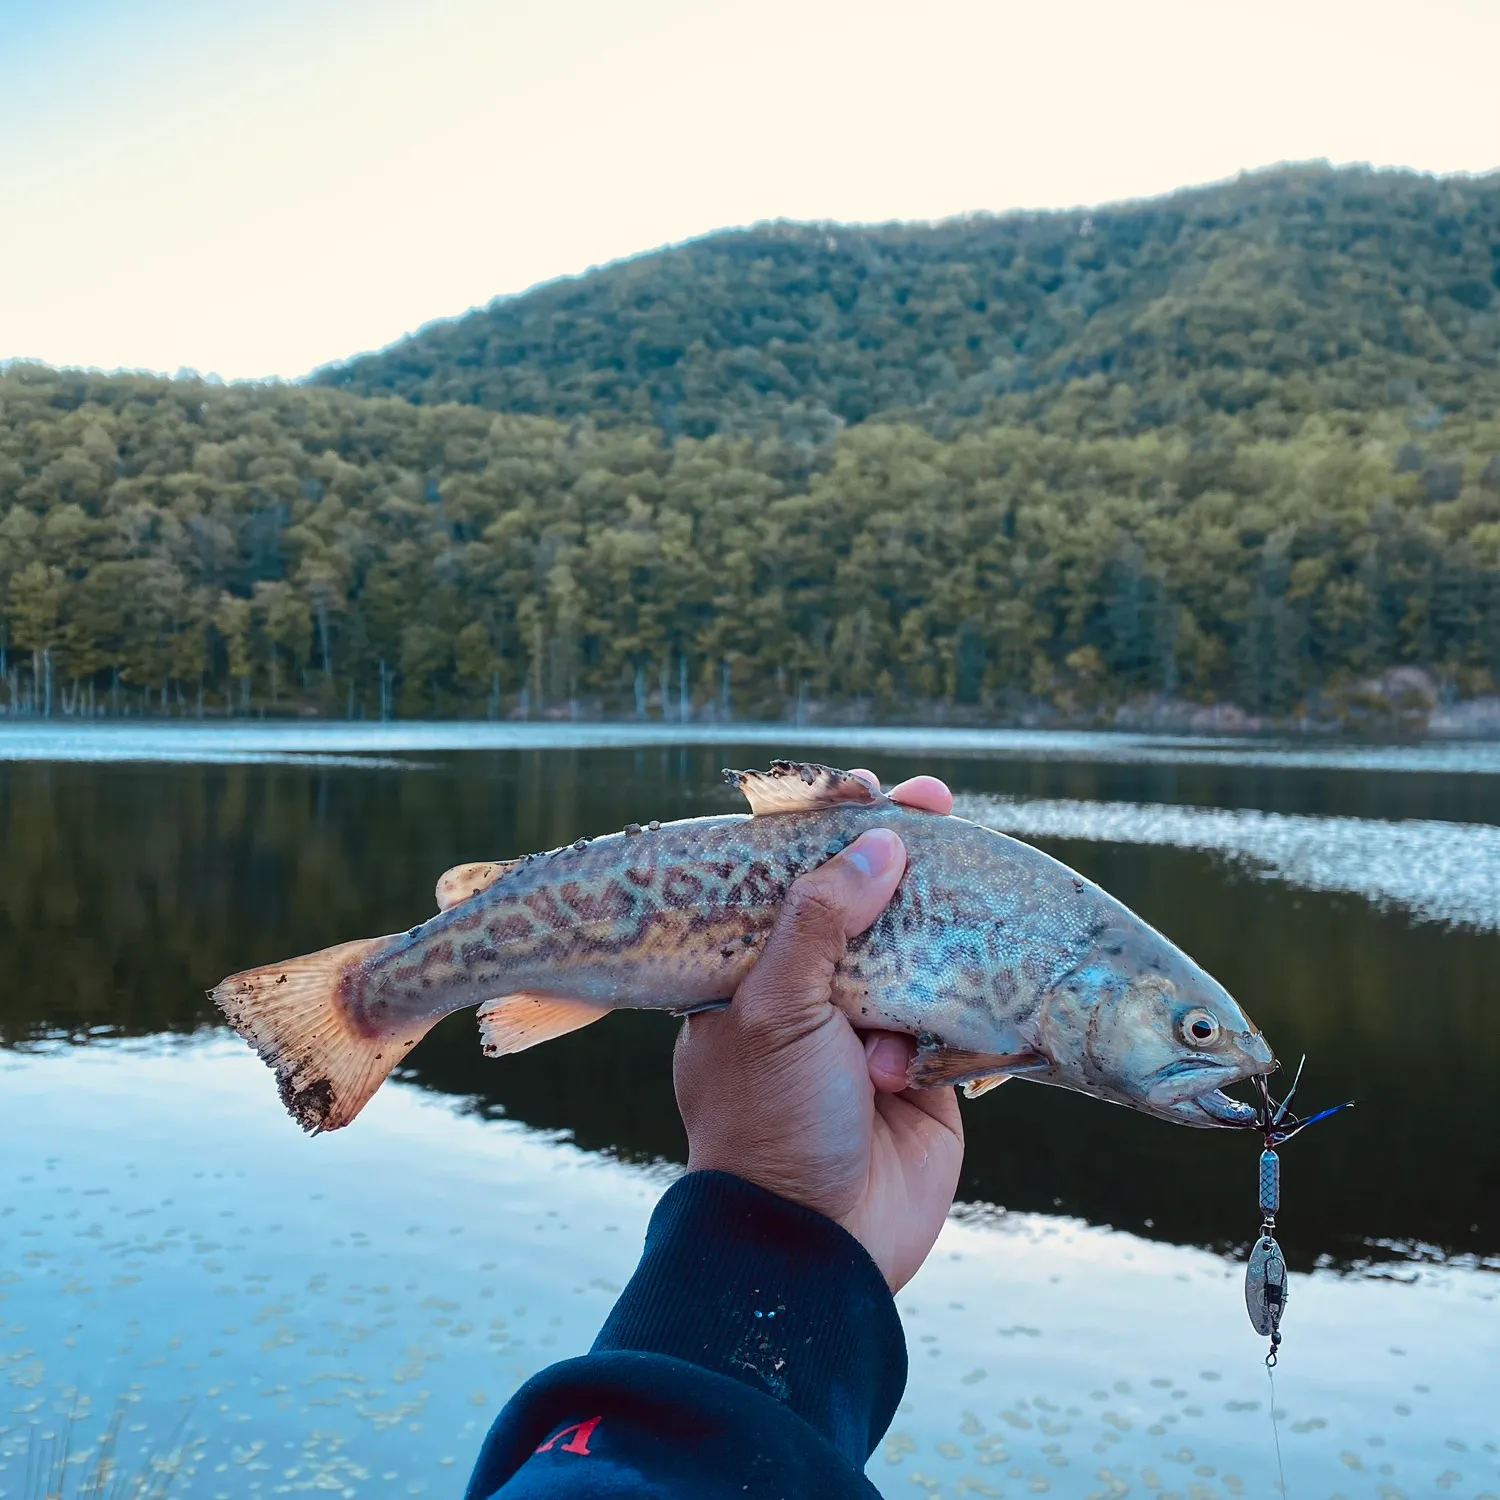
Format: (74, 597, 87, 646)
(435, 858, 524, 912)
(962, 1073, 1014, 1099)
(212, 934, 424, 1135)
(478, 992, 611, 1058)
(908, 1044, 1051, 1092)
(724, 761, 887, 816)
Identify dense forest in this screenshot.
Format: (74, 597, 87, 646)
(3, 165, 1500, 725)
(3, 365, 1499, 723)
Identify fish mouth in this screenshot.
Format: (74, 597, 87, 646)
(1150, 1057, 1271, 1128)
(1186, 1086, 1260, 1126)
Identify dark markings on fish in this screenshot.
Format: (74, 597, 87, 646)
(524, 888, 574, 930)
(487, 913, 534, 943)
(213, 764, 1273, 1137)
(663, 869, 706, 908)
(420, 940, 454, 970)
(735, 860, 780, 905)
(561, 879, 635, 923)
(279, 1072, 334, 1132)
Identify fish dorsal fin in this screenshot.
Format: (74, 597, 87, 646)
(477, 992, 610, 1057)
(435, 858, 524, 912)
(724, 761, 886, 816)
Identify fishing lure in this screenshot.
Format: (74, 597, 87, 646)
(1242, 1058, 1354, 1365)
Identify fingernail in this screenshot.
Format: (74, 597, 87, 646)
(868, 1035, 909, 1075)
(845, 828, 901, 879)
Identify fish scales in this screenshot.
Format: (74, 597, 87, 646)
(213, 761, 1275, 1134)
(359, 804, 1083, 1031)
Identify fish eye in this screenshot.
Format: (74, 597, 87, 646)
(1179, 1009, 1221, 1048)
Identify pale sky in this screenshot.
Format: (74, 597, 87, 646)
(2, 0, 1497, 382)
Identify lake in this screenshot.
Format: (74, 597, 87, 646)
(1, 722, 1496, 1500)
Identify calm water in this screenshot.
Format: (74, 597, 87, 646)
(1, 724, 1497, 1500)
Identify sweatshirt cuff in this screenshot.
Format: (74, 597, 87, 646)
(590, 1170, 907, 1466)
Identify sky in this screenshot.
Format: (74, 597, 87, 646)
(1, 0, 1497, 382)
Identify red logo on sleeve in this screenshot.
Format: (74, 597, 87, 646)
(534, 1416, 602, 1457)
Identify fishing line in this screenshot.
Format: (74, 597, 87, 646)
(1267, 1360, 1288, 1498)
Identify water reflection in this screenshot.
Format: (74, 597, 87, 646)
(2, 1041, 1495, 1500)
(3, 742, 1497, 1271)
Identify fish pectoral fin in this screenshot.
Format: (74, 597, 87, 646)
(477, 992, 611, 1058)
(724, 761, 887, 816)
(907, 1044, 1050, 1092)
(435, 858, 524, 912)
(962, 1073, 1014, 1099)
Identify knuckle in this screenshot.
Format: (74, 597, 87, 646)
(782, 877, 848, 943)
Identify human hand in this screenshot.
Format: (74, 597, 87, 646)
(673, 772, 964, 1291)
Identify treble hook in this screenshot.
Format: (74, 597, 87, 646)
(1253, 1057, 1353, 1147)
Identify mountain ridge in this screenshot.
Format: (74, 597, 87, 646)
(312, 162, 1500, 442)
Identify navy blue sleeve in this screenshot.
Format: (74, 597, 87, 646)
(464, 1171, 907, 1499)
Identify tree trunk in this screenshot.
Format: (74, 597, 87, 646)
(317, 601, 333, 682)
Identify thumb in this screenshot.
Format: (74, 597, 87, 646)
(735, 828, 907, 1030)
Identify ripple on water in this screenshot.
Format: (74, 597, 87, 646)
(956, 794, 1500, 931)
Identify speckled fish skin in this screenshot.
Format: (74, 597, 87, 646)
(311, 766, 1274, 1130)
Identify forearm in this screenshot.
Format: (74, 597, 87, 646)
(465, 1171, 907, 1498)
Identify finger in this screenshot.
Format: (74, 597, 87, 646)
(878, 1082, 965, 1144)
(849, 767, 880, 791)
(887, 775, 953, 814)
(864, 1031, 914, 1092)
(734, 828, 906, 1028)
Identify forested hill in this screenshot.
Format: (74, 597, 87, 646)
(314, 165, 1500, 442)
(3, 365, 1499, 728)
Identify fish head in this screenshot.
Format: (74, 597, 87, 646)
(1038, 918, 1275, 1128)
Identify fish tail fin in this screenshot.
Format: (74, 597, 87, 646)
(212, 935, 425, 1134)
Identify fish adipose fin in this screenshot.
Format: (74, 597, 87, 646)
(478, 992, 610, 1058)
(725, 761, 888, 816)
(435, 858, 524, 912)
(908, 1044, 1051, 1092)
(213, 936, 430, 1135)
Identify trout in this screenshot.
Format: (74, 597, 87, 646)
(214, 761, 1275, 1134)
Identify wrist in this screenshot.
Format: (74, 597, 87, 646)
(593, 1170, 907, 1465)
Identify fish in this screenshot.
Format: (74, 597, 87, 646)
(212, 760, 1276, 1135)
